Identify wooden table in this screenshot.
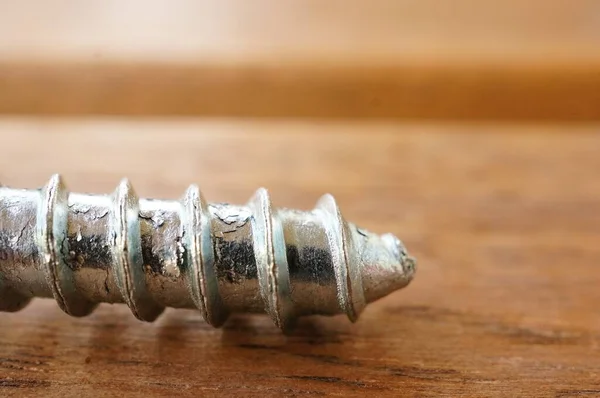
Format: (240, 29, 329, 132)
(0, 119, 598, 396)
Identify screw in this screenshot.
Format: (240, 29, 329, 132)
(0, 175, 415, 329)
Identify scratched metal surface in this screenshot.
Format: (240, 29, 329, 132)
(0, 175, 414, 330)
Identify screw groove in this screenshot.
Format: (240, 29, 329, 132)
(0, 175, 416, 329)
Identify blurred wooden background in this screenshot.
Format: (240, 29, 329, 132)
(0, 0, 599, 120)
(0, 2, 599, 397)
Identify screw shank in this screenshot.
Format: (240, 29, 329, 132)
(0, 176, 416, 328)
(0, 189, 48, 305)
(279, 209, 340, 316)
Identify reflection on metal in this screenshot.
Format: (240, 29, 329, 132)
(0, 175, 415, 330)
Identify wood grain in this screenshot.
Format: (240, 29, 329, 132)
(1, 0, 599, 120)
(0, 119, 599, 396)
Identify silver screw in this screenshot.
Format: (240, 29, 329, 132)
(0, 175, 415, 329)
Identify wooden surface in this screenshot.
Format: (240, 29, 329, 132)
(0, 118, 599, 396)
(1, 1, 600, 120)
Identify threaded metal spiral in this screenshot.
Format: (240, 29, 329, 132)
(0, 175, 415, 329)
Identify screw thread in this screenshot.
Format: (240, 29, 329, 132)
(0, 175, 415, 329)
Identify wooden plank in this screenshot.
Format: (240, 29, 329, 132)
(0, 1, 599, 120)
(1, 62, 599, 120)
(0, 118, 599, 396)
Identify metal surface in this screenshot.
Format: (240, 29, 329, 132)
(0, 175, 416, 329)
